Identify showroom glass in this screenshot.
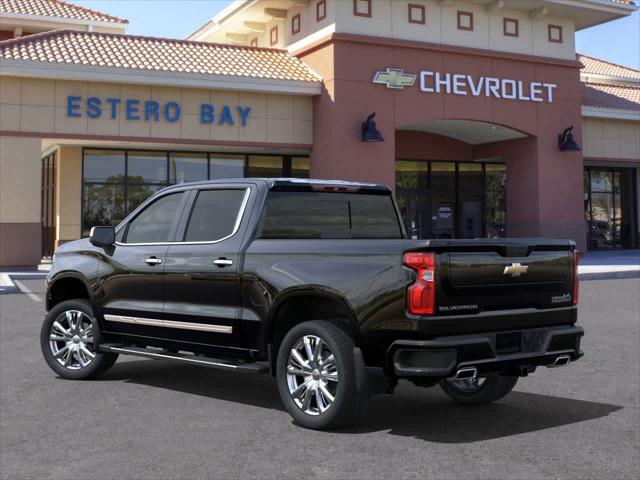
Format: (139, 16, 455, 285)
(170, 152, 207, 184)
(81, 149, 309, 235)
(210, 154, 244, 179)
(394, 160, 506, 240)
(124, 192, 183, 244)
(258, 191, 402, 239)
(291, 157, 310, 179)
(395, 160, 429, 239)
(183, 189, 248, 242)
(247, 155, 282, 177)
(585, 167, 637, 249)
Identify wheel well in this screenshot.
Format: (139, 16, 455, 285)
(48, 277, 90, 310)
(268, 294, 358, 374)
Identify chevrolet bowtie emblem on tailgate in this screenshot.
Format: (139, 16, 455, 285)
(503, 263, 529, 277)
(372, 68, 416, 89)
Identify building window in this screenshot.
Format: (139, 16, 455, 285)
(548, 24, 563, 43)
(457, 11, 473, 31)
(250, 37, 258, 47)
(316, 0, 326, 21)
(353, 0, 372, 18)
(270, 26, 278, 46)
(81, 149, 308, 236)
(408, 4, 426, 25)
(503, 18, 518, 37)
(291, 13, 301, 35)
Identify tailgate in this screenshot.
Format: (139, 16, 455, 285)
(409, 239, 577, 317)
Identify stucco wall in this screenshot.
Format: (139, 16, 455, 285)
(582, 117, 640, 161)
(0, 77, 314, 146)
(0, 135, 42, 266)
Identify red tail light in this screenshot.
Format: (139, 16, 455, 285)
(403, 252, 436, 315)
(572, 250, 579, 305)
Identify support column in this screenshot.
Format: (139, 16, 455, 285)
(0, 135, 42, 266)
(56, 146, 82, 246)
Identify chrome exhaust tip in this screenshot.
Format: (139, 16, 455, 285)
(548, 355, 571, 368)
(452, 367, 478, 380)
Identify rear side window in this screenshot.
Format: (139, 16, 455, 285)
(124, 192, 183, 243)
(184, 189, 248, 242)
(258, 191, 402, 239)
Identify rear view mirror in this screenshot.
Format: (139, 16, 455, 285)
(89, 226, 115, 248)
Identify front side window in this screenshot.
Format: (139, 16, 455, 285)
(124, 192, 183, 244)
(184, 189, 248, 242)
(258, 191, 403, 239)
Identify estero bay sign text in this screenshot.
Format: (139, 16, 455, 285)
(66, 96, 252, 126)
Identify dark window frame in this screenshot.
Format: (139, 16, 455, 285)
(503, 17, 519, 37)
(291, 13, 301, 35)
(408, 3, 426, 25)
(548, 24, 563, 43)
(316, 0, 326, 21)
(353, 0, 372, 18)
(457, 10, 474, 31)
(270, 25, 278, 46)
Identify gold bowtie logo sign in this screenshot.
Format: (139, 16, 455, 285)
(503, 263, 529, 277)
(372, 68, 417, 90)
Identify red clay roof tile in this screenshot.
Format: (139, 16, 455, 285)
(0, 0, 128, 24)
(582, 82, 640, 111)
(0, 29, 321, 83)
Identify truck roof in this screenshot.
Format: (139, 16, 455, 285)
(162, 178, 392, 193)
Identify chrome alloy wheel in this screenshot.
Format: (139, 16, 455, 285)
(448, 377, 486, 392)
(286, 335, 338, 416)
(48, 310, 95, 370)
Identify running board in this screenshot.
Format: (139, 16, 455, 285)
(99, 344, 269, 374)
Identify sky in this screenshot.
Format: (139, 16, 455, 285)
(74, 0, 639, 69)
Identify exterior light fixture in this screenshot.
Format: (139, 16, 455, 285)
(361, 112, 384, 142)
(558, 126, 581, 151)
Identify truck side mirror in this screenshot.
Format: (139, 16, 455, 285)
(89, 226, 115, 248)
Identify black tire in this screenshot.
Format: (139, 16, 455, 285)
(439, 375, 518, 405)
(40, 299, 118, 380)
(276, 320, 367, 430)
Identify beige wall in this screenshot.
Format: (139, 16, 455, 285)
(56, 146, 82, 245)
(0, 135, 41, 223)
(0, 134, 42, 266)
(0, 77, 314, 146)
(582, 117, 640, 161)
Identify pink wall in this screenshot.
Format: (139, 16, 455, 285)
(298, 34, 586, 248)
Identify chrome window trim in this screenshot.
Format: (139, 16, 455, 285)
(103, 314, 233, 334)
(115, 187, 251, 247)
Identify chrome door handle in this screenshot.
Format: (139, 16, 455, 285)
(213, 258, 233, 267)
(145, 257, 162, 265)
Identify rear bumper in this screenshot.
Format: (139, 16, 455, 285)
(388, 325, 584, 378)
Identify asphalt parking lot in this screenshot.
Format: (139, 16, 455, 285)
(1, 276, 638, 479)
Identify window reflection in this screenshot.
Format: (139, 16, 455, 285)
(81, 149, 308, 235)
(394, 160, 506, 240)
(170, 153, 207, 184)
(210, 154, 244, 179)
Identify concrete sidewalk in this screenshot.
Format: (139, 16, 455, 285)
(579, 250, 640, 278)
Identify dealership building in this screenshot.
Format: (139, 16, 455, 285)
(0, 0, 639, 266)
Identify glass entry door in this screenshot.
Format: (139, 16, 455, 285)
(395, 160, 506, 240)
(41, 153, 57, 258)
(585, 167, 638, 249)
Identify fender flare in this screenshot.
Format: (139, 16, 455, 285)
(264, 285, 361, 349)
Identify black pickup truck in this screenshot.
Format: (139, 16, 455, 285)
(41, 178, 583, 429)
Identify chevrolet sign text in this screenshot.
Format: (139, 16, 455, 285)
(419, 71, 556, 103)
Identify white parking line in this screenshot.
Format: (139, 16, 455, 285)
(13, 279, 42, 302)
